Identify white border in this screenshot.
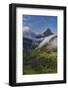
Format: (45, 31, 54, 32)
(16, 7, 64, 83)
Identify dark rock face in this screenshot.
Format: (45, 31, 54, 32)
(23, 37, 33, 55)
(36, 28, 53, 38)
(36, 34, 42, 38)
(43, 28, 53, 37)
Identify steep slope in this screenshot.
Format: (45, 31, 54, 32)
(36, 34, 57, 50)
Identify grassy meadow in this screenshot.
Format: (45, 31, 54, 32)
(23, 48, 57, 75)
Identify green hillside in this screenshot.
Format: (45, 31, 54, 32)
(23, 48, 57, 75)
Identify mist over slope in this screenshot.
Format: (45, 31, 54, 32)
(23, 28, 57, 50)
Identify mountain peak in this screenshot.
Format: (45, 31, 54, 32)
(45, 28, 52, 33)
(43, 28, 53, 37)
